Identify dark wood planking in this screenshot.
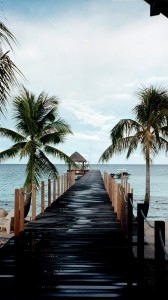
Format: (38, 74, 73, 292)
(0, 170, 139, 299)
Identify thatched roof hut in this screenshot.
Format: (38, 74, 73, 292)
(69, 151, 88, 174)
(70, 151, 87, 163)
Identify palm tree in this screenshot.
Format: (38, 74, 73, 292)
(0, 86, 77, 217)
(0, 21, 18, 50)
(0, 21, 23, 116)
(99, 85, 168, 217)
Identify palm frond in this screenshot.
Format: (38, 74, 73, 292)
(37, 149, 58, 178)
(0, 21, 19, 50)
(38, 92, 59, 107)
(99, 144, 116, 162)
(45, 145, 78, 168)
(48, 118, 73, 134)
(126, 136, 140, 158)
(161, 127, 168, 138)
(13, 89, 38, 135)
(19, 140, 37, 159)
(156, 136, 168, 152)
(134, 85, 168, 126)
(0, 50, 23, 115)
(110, 119, 142, 145)
(40, 132, 64, 145)
(0, 127, 25, 142)
(40, 119, 73, 145)
(37, 93, 59, 123)
(24, 150, 58, 188)
(0, 142, 26, 162)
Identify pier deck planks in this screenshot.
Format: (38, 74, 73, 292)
(0, 169, 139, 299)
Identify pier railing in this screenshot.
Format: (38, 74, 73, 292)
(13, 171, 76, 236)
(5, 169, 168, 290)
(103, 171, 132, 230)
(136, 203, 168, 289)
(103, 171, 168, 290)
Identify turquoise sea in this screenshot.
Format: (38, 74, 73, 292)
(0, 164, 168, 220)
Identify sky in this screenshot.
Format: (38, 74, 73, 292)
(0, 0, 168, 164)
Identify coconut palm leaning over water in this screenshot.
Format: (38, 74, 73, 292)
(0, 86, 77, 217)
(99, 85, 168, 217)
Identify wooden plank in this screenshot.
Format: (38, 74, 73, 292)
(0, 170, 139, 299)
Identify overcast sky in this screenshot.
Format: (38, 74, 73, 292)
(0, 0, 168, 164)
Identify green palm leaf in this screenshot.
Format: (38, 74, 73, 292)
(0, 21, 19, 50)
(0, 50, 23, 115)
(99, 85, 168, 217)
(45, 145, 77, 168)
(0, 85, 74, 216)
(0, 142, 26, 161)
(0, 127, 25, 142)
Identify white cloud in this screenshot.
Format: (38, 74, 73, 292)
(62, 100, 115, 130)
(71, 132, 101, 141)
(144, 76, 168, 86)
(1, 1, 168, 163)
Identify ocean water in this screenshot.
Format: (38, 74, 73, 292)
(0, 163, 168, 220)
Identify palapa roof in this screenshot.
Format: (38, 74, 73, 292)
(70, 151, 87, 163)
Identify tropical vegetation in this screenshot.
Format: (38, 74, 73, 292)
(0, 21, 22, 116)
(99, 85, 168, 217)
(0, 86, 77, 217)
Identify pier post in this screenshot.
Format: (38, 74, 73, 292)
(137, 203, 144, 284)
(127, 193, 133, 251)
(14, 189, 20, 236)
(155, 220, 166, 291)
(19, 188, 24, 233)
(48, 179, 51, 206)
(53, 178, 56, 201)
(57, 176, 60, 198)
(41, 181, 45, 213)
(32, 184, 36, 221)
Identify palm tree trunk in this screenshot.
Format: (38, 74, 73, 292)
(144, 151, 150, 217)
(24, 184, 32, 218)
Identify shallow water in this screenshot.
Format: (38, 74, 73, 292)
(0, 163, 168, 220)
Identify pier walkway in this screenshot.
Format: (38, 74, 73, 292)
(0, 169, 139, 299)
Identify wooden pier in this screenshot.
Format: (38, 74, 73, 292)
(0, 169, 139, 299)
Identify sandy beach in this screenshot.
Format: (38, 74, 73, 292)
(0, 230, 14, 248)
(131, 220, 168, 259)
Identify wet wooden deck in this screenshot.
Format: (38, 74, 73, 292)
(0, 169, 139, 299)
